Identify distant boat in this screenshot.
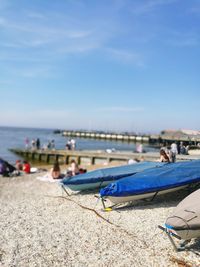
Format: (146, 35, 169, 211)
(60, 161, 165, 192)
(53, 129, 62, 134)
(100, 160, 200, 206)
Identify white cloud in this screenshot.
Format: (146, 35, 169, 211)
(0, 14, 112, 65)
(0, 2, 151, 66)
(1, 1, 146, 61)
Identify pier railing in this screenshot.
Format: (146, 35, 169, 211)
(62, 131, 150, 143)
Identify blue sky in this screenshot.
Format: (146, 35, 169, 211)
(0, 0, 200, 133)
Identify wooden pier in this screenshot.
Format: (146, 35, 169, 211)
(9, 148, 200, 166)
(10, 148, 145, 165)
(61, 130, 200, 146)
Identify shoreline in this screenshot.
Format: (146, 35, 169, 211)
(0, 168, 200, 266)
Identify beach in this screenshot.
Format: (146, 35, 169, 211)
(0, 169, 200, 267)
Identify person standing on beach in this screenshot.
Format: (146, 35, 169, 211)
(179, 142, 186, 155)
(51, 140, 55, 150)
(36, 138, 40, 150)
(70, 139, 76, 150)
(136, 143, 143, 153)
(170, 142, 178, 163)
(31, 139, 36, 150)
(25, 138, 29, 150)
(47, 140, 51, 150)
(66, 140, 71, 150)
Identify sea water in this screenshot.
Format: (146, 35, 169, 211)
(0, 126, 158, 164)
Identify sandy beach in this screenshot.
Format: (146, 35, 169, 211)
(0, 168, 200, 267)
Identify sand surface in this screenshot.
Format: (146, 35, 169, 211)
(0, 169, 200, 267)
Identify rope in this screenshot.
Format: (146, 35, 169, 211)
(45, 194, 149, 249)
(60, 195, 114, 225)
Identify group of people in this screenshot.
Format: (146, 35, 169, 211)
(25, 137, 79, 152)
(25, 138, 56, 151)
(43, 139, 55, 150)
(159, 142, 180, 163)
(50, 159, 86, 179)
(25, 138, 41, 150)
(1, 157, 86, 179)
(0, 158, 31, 177)
(15, 160, 31, 173)
(65, 139, 76, 150)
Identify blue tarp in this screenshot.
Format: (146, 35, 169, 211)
(61, 161, 165, 189)
(100, 160, 200, 197)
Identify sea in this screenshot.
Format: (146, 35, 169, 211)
(0, 126, 158, 164)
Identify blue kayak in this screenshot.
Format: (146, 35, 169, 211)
(100, 160, 200, 204)
(61, 161, 165, 191)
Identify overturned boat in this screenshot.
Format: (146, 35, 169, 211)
(60, 161, 165, 192)
(165, 188, 200, 240)
(159, 188, 200, 251)
(100, 160, 200, 205)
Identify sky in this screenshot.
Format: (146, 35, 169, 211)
(0, 0, 200, 134)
